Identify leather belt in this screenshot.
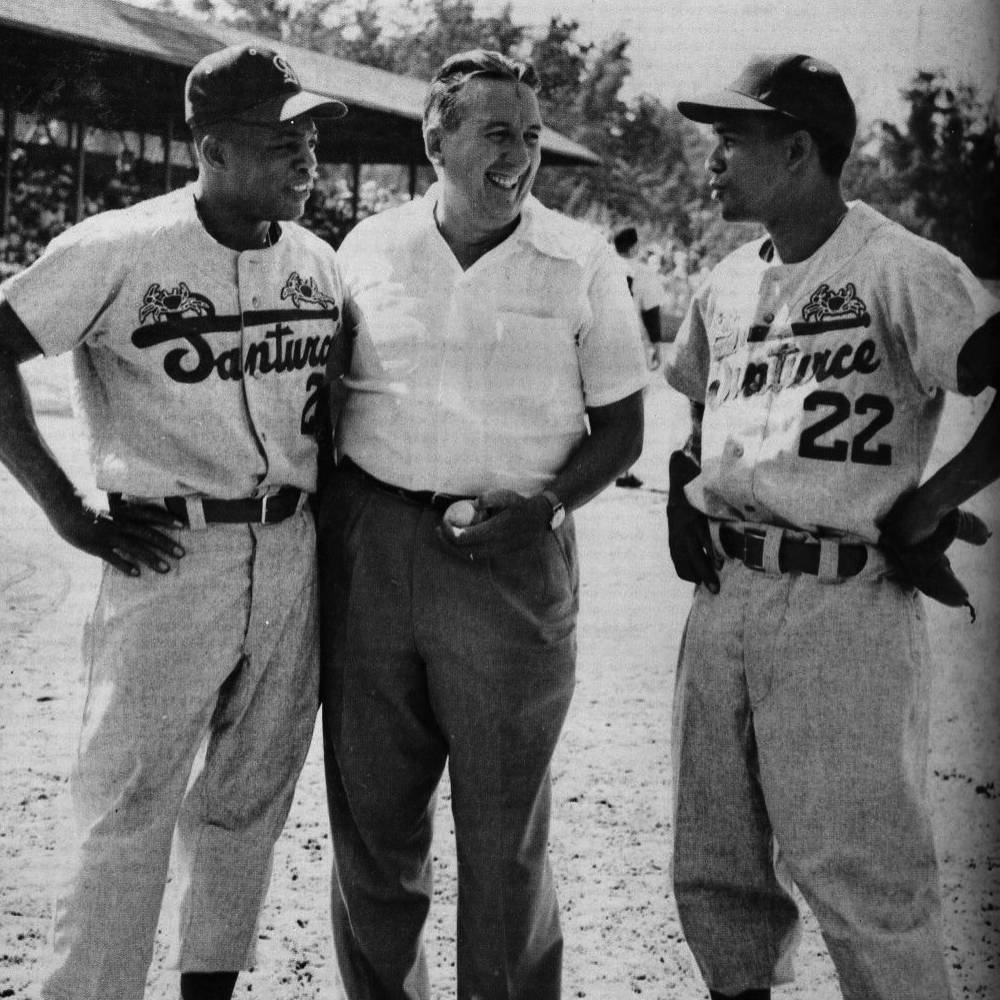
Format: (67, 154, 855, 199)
(108, 487, 303, 526)
(719, 523, 868, 578)
(340, 456, 472, 512)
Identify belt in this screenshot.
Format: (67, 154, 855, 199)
(340, 456, 472, 512)
(719, 523, 868, 578)
(108, 487, 304, 526)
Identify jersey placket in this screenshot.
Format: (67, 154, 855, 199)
(238, 251, 274, 496)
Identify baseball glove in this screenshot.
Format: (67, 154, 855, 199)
(667, 449, 719, 592)
(880, 507, 991, 620)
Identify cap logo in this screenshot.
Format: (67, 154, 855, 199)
(273, 54, 299, 87)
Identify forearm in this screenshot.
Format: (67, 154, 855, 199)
(546, 391, 644, 511)
(887, 390, 1000, 542)
(0, 356, 84, 524)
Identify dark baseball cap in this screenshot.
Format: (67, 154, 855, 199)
(185, 44, 348, 128)
(677, 53, 856, 149)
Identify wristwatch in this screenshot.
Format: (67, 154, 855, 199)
(540, 488, 566, 530)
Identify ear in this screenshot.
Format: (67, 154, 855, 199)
(198, 133, 229, 172)
(786, 129, 814, 172)
(424, 124, 444, 166)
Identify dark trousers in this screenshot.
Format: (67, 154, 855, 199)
(318, 465, 579, 1000)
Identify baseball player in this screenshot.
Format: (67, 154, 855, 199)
(662, 54, 999, 1000)
(615, 224, 668, 373)
(0, 45, 348, 1000)
(614, 225, 665, 487)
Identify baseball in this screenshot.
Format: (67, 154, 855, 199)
(444, 499, 479, 528)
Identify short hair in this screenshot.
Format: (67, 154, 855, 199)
(424, 49, 540, 134)
(761, 114, 852, 177)
(613, 226, 639, 254)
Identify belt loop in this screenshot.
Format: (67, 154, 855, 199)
(762, 525, 783, 577)
(184, 496, 207, 530)
(818, 537, 841, 583)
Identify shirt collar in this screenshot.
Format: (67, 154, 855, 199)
(422, 183, 577, 262)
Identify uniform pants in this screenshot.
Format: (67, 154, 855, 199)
(671, 551, 952, 1000)
(318, 465, 579, 1000)
(42, 510, 319, 1000)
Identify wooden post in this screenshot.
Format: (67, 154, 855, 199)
(351, 154, 361, 224)
(1, 96, 14, 237)
(73, 120, 87, 223)
(163, 118, 174, 192)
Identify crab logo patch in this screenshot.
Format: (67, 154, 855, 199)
(800, 283, 870, 325)
(139, 282, 215, 323)
(280, 272, 338, 310)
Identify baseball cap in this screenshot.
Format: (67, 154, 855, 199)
(185, 44, 348, 128)
(677, 53, 856, 149)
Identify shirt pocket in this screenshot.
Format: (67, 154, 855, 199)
(491, 311, 580, 405)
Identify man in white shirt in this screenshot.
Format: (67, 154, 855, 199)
(319, 48, 647, 1000)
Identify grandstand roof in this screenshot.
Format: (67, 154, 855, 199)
(0, 0, 599, 167)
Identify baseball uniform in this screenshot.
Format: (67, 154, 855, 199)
(2, 185, 346, 998)
(663, 201, 999, 998)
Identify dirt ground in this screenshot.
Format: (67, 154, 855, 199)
(1, 356, 998, 999)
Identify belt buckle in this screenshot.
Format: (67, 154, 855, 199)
(261, 492, 273, 525)
(741, 528, 767, 571)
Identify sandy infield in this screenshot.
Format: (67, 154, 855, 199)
(1, 356, 997, 998)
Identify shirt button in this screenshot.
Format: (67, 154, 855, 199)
(252, 296, 260, 307)
(763, 312, 775, 323)
(732, 444, 744, 457)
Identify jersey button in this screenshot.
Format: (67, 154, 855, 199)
(732, 444, 744, 457)
(252, 296, 260, 307)
(763, 312, 774, 323)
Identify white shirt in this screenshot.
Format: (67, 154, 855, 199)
(336, 185, 647, 496)
(665, 201, 999, 542)
(3, 186, 346, 498)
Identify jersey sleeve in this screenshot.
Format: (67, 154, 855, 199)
(577, 243, 649, 407)
(663, 279, 712, 403)
(883, 240, 1000, 396)
(1, 217, 128, 356)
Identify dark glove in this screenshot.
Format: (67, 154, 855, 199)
(880, 507, 990, 620)
(667, 450, 719, 593)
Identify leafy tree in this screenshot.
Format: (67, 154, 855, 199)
(846, 72, 999, 277)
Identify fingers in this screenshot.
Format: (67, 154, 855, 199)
(437, 500, 543, 560)
(955, 508, 991, 546)
(61, 507, 186, 576)
(106, 519, 186, 575)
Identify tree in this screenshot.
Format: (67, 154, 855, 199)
(846, 72, 999, 277)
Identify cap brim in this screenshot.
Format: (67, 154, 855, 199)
(279, 89, 348, 122)
(677, 90, 783, 123)
(224, 90, 348, 126)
